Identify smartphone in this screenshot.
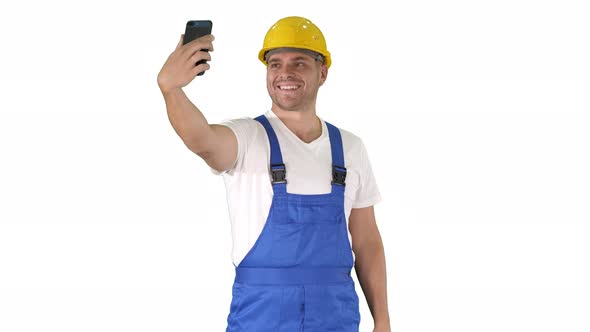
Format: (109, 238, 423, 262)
(183, 20, 213, 76)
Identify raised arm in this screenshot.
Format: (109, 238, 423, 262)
(157, 34, 237, 173)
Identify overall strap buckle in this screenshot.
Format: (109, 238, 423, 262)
(332, 165, 347, 186)
(271, 164, 287, 184)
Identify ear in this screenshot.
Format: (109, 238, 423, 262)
(319, 64, 328, 86)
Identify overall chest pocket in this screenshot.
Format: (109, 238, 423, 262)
(269, 202, 348, 266)
(274, 203, 344, 224)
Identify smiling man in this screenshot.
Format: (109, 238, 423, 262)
(157, 16, 390, 332)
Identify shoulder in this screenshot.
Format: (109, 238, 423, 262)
(218, 116, 261, 131)
(217, 116, 265, 142)
(324, 121, 366, 155)
(211, 116, 267, 176)
(323, 121, 373, 171)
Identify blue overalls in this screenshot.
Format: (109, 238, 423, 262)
(225, 114, 360, 331)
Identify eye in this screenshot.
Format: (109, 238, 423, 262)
(296, 62, 306, 67)
(269, 63, 280, 69)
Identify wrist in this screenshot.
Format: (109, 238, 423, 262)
(374, 318, 391, 328)
(374, 322, 391, 332)
(157, 74, 182, 95)
(159, 85, 183, 97)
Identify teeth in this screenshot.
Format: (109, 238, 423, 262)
(279, 86, 298, 90)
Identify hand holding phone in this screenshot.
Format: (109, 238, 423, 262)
(157, 20, 214, 92)
(183, 20, 213, 76)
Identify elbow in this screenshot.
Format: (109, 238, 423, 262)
(179, 127, 214, 156)
(353, 237, 384, 259)
(184, 138, 210, 157)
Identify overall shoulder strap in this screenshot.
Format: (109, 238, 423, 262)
(325, 121, 347, 187)
(254, 115, 287, 192)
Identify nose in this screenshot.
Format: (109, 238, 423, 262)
(277, 63, 298, 80)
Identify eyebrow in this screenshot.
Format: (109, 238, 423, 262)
(268, 56, 311, 64)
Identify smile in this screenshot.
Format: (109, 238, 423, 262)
(277, 85, 301, 90)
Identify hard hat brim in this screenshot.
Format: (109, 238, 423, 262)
(258, 46, 331, 68)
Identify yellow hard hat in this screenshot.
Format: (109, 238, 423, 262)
(258, 16, 331, 68)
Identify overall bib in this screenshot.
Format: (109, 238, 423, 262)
(226, 114, 360, 332)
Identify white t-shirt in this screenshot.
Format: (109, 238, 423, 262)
(211, 110, 382, 266)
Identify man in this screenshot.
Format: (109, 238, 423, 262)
(157, 16, 390, 332)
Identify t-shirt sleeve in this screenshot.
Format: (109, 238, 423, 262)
(209, 117, 255, 176)
(352, 139, 382, 208)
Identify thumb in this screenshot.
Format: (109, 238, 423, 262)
(176, 34, 184, 50)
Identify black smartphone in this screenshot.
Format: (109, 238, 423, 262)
(183, 20, 213, 76)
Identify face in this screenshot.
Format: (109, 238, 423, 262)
(266, 51, 328, 112)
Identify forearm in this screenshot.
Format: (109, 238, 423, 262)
(160, 87, 212, 153)
(354, 237, 390, 328)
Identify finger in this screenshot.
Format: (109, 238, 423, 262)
(200, 34, 214, 42)
(187, 35, 215, 52)
(190, 51, 212, 63)
(192, 62, 211, 76)
(176, 34, 184, 50)
(209, 34, 215, 51)
(185, 44, 214, 61)
(199, 42, 214, 53)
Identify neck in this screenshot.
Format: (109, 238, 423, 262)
(271, 106, 322, 143)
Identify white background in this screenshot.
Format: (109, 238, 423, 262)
(1, 0, 589, 331)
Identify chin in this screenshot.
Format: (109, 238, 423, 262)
(272, 98, 300, 111)
(275, 104, 300, 112)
